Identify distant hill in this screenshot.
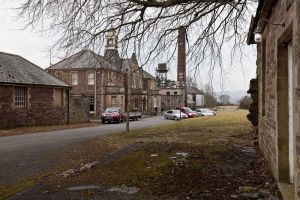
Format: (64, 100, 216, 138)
(216, 90, 249, 104)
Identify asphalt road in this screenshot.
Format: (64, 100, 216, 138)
(0, 116, 175, 186)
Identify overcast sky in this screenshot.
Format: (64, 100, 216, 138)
(0, 1, 257, 93)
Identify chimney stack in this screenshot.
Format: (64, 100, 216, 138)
(177, 27, 186, 88)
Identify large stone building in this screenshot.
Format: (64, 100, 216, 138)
(247, 0, 300, 198)
(47, 30, 161, 117)
(0, 52, 70, 129)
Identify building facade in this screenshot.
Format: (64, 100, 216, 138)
(247, 0, 300, 198)
(47, 30, 161, 117)
(0, 52, 70, 129)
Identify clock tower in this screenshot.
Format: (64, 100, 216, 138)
(104, 29, 121, 66)
(105, 29, 118, 50)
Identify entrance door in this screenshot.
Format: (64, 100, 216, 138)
(288, 42, 294, 183)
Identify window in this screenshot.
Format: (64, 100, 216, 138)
(88, 73, 95, 85)
(166, 100, 171, 106)
(71, 72, 78, 85)
(109, 72, 116, 86)
(54, 88, 64, 106)
(15, 87, 27, 108)
(120, 96, 124, 109)
(166, 92, 170, 96)
(89, 96, 94, 113)
(174, 92, 178, 95)
(56, 71, 63, 80)
(111, 96, 117, 107)
(134, 98, 138, 109)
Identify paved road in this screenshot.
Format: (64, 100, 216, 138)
(0, 116, 175, 186)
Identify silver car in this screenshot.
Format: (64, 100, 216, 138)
(194, 108, 216, 116)
(164, 110, 188, 120)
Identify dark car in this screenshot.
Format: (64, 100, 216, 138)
(177, 107, 198, 118)
(101, 107, 125, 124)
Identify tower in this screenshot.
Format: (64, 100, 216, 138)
(104, 29, 121, 66)
(177, 27, 186, 88)
(156, 63, 169, 87)
(105, 29, 118, 50)
(177, 27, 187, 106)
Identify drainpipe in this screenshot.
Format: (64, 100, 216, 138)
(67, 88, 70, 124)
(94, 70, 97, 117)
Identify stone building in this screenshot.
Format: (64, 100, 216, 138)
(0, 52, 70, 129)
(247, 0, 300, 198)
(47, 30, 160, 117)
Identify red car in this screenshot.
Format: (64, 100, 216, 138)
(177, 107, 198, 118)
(101, 107, 125, 124)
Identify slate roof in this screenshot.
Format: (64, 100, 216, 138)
(143, 70, 155, 79)
(186, 86, 204, 94)
(0, 52, 69, 87)
(48, 50, 118, 70)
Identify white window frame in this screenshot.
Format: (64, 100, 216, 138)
(15, 87, 27, 108)
(71, 72, 78, 85)
(88, 72, 95, 85)
(111, 96, 117, 107)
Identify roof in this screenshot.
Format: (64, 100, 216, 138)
(143, 70, 155, 79)
(0, 52, 69, 87)
(187, 86, 204, 94)
(48, 50, 119, 70)
(247, 0, 275, 45)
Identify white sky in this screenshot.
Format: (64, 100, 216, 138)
(0, 1, 257, 92)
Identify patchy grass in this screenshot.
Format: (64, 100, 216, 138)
(0, 179, 35, 200)
(0, 122, 99, 137)
(5, 110, 279, 199)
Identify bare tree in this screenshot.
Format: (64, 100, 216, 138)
(17, 0, 256, 68)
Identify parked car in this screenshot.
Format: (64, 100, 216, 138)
(164, 110, 188, 120)
(177, 107, 198, 118)
(194, 108, 216, 116)
(126, 111, 142, 121)
(101, 107, 125, 123)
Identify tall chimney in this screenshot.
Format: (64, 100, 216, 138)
(177, 27, 187, 106)
(177, 27, 186, 88)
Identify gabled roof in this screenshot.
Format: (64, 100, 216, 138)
(48, 50, 118, 70)
(187, 86, 204, 94)
(0, 52, 69, 87)
(143, 70, 155, 79)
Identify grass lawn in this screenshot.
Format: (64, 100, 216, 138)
(0, 110, 279, 199)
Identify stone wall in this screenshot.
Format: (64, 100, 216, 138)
(255, 0, 300, 197)
(69, 95, 90, 123)
(0, 85, 68, 129)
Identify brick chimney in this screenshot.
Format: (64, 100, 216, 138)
(177, 27, 186, 88)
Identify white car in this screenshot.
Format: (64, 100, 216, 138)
(164, 110, 188, 120)
(194, 108, 216, 116)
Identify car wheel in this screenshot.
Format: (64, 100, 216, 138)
(116, 119, 120, 124)
(174, 116, 178, 121)
(135, 116, 138, 121)
(102, 119, 105, 124)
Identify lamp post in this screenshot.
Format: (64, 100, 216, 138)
(124, 68, 130, 132)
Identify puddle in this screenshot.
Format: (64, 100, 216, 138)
(108, 185, 139, 194)
(67, 185, 101, 191)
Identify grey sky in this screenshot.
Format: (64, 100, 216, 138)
(0, 0, 257, 93)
